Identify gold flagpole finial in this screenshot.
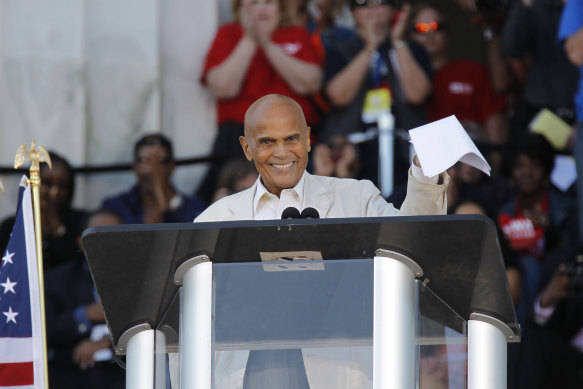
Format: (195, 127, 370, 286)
(15, 141, 52, 184)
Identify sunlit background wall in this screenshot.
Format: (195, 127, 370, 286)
(0, 0, 219, 220)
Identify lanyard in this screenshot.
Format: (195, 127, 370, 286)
(370, 50, 384, 87)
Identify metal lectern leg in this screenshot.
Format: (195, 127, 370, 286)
(468, 313, 514, 389)
(373, 249, 423, 389)
(175, 257, 213, 389)
(126, 329, 155, 389)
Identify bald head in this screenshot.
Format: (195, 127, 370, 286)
(239, 94, 311, 197)
(244, 94, 307, 137)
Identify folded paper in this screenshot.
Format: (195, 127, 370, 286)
(409, 115, 491, 177)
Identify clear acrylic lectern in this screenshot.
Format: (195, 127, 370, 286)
(82, 215, 520, 389)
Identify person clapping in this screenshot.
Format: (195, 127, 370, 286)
(197, 0, 323, 204)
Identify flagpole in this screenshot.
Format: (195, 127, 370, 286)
(15, 141, 51, 389)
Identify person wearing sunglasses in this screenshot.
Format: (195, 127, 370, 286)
(407, 3, 508, 154)
(319, 0, 432, 188)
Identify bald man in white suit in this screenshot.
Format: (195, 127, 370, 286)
(195, 94, 449, 223)
(194, 93, 450, 388)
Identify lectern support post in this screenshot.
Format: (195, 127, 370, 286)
(126, 328, 155, 389)
(374, 249, 423, 389)
(468, 313, 515, 389)
(175, 256, 213, 389)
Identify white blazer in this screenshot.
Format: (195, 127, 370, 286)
(194, 170, 448, 222)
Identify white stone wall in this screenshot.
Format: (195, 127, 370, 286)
(0, 0, 217, 221)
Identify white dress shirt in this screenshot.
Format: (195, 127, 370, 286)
(253, 173, 306, 220)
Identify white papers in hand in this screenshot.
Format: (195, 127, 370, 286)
(409, 115, 491, 177)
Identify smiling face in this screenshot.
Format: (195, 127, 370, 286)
(240, 95, 311, 197)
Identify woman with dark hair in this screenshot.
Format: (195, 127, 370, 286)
(497, 134, 578, 324)
(197, 0, 323, 203)
(0, 151, 87, 269)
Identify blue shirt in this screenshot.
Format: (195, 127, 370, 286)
(102, 185, 207, 224)
(558, 0, 583, 121)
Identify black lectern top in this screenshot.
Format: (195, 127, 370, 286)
(82, 215, 518, 350)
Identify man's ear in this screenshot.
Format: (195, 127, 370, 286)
(306, 127, 311, 152)
(239, 136, 253, 161)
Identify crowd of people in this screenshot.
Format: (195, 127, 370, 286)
(1, 0, 583, 387)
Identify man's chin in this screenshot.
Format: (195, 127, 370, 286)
(271, 179, 298, 191)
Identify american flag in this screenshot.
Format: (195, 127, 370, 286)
(0, 176, 45, 388)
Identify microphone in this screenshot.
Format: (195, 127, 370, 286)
(281, 207, 301, 219)
(300, 207, 320, 219)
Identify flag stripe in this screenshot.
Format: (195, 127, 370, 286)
(0, 176, 45, 388)
(21, 179, 43, 387)
(0, 339, 33, 363)
(0, 362, 34, 385)
(0, 386, 35, 389)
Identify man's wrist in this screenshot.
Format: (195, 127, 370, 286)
(540, 292, 557, 308)
(363, 46, 376, 55)
(411, 163, 440, 184)
(533, 294, 555, 325)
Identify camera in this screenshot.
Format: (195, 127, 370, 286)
(563, 253, 583, 295)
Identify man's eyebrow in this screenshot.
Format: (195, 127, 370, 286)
(257, 136, 276, 142)
(286, 133, 301, 139)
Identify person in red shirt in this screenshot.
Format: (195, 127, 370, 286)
(198, 0, 323, 203)
(407, 3, 508, 147)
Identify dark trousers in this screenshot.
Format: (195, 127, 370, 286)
(243, 349, 310, 389)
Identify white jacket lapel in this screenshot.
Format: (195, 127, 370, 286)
(227, 181, 257, 220)
(303, 173, 332, 218)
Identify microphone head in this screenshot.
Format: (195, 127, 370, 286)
(300, 207, 320, 219)
(281, 207, 301, 219)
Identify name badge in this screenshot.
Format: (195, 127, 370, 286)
(362, 88, 391, 123)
